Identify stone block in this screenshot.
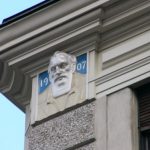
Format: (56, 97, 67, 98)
(107, 88, 138, 150)
(26, 102, 95, 150)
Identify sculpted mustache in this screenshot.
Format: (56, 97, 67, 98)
(54, 76, 67, 82)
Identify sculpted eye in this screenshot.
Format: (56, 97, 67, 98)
(60, 63, 68, 69)
(51, 66, 56, 72)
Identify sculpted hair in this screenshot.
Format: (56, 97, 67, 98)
(48, 51, 76, 73)
(53, 51, 76, 64)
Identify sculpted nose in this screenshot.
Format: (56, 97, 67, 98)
(55, 66, 61, 74)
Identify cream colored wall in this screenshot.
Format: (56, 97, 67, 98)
(95, 88, 139, 150)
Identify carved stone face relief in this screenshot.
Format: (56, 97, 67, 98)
(31, 51, 87, 123)
(48, 51, 76, 98)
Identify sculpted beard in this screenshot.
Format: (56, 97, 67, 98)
(48, 52, 76, 98)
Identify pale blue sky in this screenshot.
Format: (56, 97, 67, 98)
(0, 1, 44, 149)
(0, 93, 25, 150)
(0, 0, 44, 24)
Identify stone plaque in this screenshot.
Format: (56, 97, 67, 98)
(35, 52, 87, 121)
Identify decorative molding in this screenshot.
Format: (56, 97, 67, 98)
(8, 20, 100, 66)
(32, 98, 96, 127)
(0, 0, 150, 111)
(0, 0, 103, 45)
(0, 0, 108, 53)
(96, 70, 150, 99)
(100, 0, 150, 50)
(96, 54, 150, 85)
(0, 0, 103, 111)
(0, 63, 13, 92)
(94, 51, 150, 98)
(103, 0, 150, 31)
(102, 30, 150, 68)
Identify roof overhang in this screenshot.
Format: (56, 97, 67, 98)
(0, 0, 150, 112)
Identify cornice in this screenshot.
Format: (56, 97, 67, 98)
(102, 29, 150, 68)
(94, 49, 150, 98)
(0, 63, 13, 92)
(102, 0, 150, 31)
(0, 0, 101, 44)
(0, 0, 104, 111)
(100, 0, 150, 50)
(96, 53, 150, 85)
(0, 0, 108, 52)
(3, 8, 101, 77)
(0, 0, 150, 111)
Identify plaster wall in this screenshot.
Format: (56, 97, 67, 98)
(25, 101, 95, 150)
(25, 88, 139, 150)
(0, 1, 149, 150)
(95, 88, 139, 150)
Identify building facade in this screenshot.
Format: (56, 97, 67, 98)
(0, 0, 150, 149)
